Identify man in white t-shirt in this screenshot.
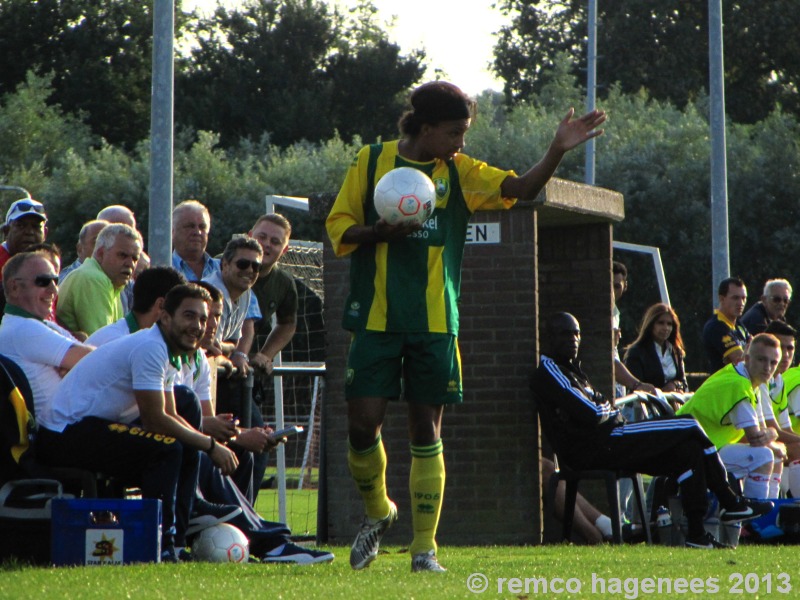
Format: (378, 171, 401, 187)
(36, 284, 239, 562)
(0, 252, 93, 416)
(87, 277, 332, 563)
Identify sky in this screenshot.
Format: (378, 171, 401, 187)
(364, 0, 506, 94)
(184, 0, 506, 95)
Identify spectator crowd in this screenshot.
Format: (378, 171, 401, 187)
(0, 197, 333, 564)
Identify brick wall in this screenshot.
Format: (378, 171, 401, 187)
(537, 223, 615, 397)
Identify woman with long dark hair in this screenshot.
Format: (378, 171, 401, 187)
(624, 303, 689, 392)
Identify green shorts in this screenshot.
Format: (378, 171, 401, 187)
(345, 330, 463, 405)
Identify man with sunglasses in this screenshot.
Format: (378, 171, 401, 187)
(202, 237, 263, 371)
(0, 251, 93, 417)
(0, 198, 48, 283)
(740, 279, 793, 336)
(171, 200, 263, 360)
(202, 237, 275, 496)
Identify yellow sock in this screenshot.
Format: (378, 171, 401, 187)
(348, 436, 391, 520)
(409, 439, 445, 556)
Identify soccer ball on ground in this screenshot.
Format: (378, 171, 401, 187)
(374, 167, 436, 226)
(191, 523, 249, 563)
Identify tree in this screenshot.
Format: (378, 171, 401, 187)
(492, 0, 800, 124)
(176, 0, 424, 148)
(0, 0, 184, 148)
(0, 72, 95, 176)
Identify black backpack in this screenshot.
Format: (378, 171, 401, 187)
(0, 355, 39, 486)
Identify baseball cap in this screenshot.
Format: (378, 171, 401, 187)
(5, 198, 47, 226)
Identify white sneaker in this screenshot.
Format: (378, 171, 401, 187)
(349, 502, 398, 570)
(411, 549, 447, 572)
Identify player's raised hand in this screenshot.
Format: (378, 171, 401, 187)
(553, 108, 607, 152)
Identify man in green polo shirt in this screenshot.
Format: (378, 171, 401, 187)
(86, 266, 187, 346)
(56, 223, 142, 337)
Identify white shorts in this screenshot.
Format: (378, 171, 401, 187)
(719, 444, 774, 479)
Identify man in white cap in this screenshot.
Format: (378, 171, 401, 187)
(0, 198, 47, 282)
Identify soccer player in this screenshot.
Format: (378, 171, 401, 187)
(762, 321, 800, 496)
(326, 81, 605, 572)
(678, 333, 783, 499)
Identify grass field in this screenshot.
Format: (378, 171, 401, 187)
(1, 543, 795, 599)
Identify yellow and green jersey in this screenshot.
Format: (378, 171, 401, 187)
(676, 363, 757, 449)
(326, 141, 515, 334)
(782, 366, 800, 430)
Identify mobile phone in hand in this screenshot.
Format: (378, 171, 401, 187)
(269, 425, 304, 440)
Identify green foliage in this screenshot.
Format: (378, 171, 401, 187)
(0, 0, 185, 148)
(176, 0, 424, 149)
(493, 0, 800, 125)
(0, 75, 360, 261)
(0, 72, 95, 177)
(600, 90, 800, 371)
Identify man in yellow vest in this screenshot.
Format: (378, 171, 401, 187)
(678, 333, 782, 499)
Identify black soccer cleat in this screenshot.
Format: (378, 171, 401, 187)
(719, 498, 774, 524)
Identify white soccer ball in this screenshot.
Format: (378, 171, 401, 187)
(374, 167, 436, 225)
(191, 523, 249, 563)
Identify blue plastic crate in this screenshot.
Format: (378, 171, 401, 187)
(747, 498, 800, 540)
(51, 498, 161, 565)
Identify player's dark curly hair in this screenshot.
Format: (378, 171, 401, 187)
(398, 81, 476, 136)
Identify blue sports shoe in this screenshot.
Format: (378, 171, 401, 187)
(261, 542, 334, 564)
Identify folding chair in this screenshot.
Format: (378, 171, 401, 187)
(547, 454, 652, 544)
(533, 390, 652, 545)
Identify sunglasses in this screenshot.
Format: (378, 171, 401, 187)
(770, 296, 791, 304)
(12, 200, 46, 215)
(234, 258, 261, 271)
(14, 274, 59, 288)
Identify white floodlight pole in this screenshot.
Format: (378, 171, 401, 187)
(149, 0, 175, 266)
(585, 0, 598, 185)
(708, 0, 730, 305)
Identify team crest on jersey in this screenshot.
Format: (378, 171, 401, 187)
(346, 369, 355, 385)
(433, 178, 449, 198)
